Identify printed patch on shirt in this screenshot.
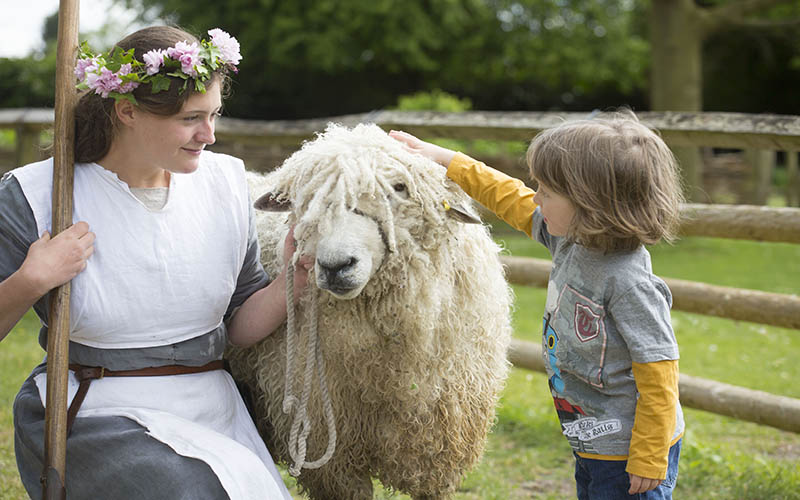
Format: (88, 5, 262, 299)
(553, 284, 607, 388)
(574, 302, 601, 342)
(562, 417, 622, 441)
(544, 314, 565, 394)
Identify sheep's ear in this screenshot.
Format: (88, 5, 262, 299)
(443, 200, 481, 224)
(254, 192, 292, 212)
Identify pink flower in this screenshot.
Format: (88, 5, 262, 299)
(86, 67, 123, 98)
(167, 41, 200, 77)
(74, 57, 98, 81)
(142, 49, 166, 75)
(115, 63, 140, 93)
(208, 28, 242, 66)
(118, 80, 140, 93)
(117, 63, 133, 76)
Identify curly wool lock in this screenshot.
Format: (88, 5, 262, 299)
(227, 124, 514, 500)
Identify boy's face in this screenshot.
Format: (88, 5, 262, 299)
(532, 182, 575, 237)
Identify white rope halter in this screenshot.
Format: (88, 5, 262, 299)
(283, 254, 337, 477)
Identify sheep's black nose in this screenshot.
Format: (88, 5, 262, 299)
(318, 257, 358, 279)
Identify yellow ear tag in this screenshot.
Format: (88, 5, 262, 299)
(442, 200, 451, 211)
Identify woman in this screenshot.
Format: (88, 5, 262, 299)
(0, 25, 307, 499)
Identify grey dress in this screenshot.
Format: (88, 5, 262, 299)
(1, 172, 270, 499)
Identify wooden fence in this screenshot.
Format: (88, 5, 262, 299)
(2, 108, 799, 433)
(3, 108, 800, 205)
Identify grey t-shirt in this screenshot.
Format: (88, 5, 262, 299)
(0, 170, 269, 369)
(533, 208, 684, 456)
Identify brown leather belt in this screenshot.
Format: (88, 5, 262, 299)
(65, 360, 225, 435)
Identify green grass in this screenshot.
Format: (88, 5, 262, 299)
(2, 234, 800, 499)
(1, 313, 43, 500)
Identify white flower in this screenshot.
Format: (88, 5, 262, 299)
(143, 49, 167, 75)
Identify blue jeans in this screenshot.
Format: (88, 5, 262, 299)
(574, 439, 681, 500)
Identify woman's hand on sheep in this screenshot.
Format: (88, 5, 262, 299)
(228, 226, 313, 347)
(282, 226, 313, 301)
(227, 227, 312, 348)
(389, 130, 456, 168)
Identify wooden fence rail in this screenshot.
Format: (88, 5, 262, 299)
(211, 109, 800, 150)
(4, 107, 800, 151)
(4, 108, 799, 205)
(680, 203, 800, 244)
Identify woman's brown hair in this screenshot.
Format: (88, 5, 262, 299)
(74, 26, 231, 163)
(526, 110, 685, 252)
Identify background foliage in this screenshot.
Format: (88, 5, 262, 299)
(124, 0, 652, 118)
(3, 0, 800, 118)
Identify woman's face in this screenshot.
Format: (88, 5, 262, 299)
(134, 79, 222, 175)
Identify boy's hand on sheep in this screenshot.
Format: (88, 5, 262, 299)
(389, 130, 456, 168)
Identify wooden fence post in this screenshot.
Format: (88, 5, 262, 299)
(787, 151, 799, 207)
(15, 125, 39, 168)
(745, 149, 775, 205)
(673, 145, 706, 202)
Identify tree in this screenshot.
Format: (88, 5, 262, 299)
(0, 56, 56, 108)
(126, 0, 652, 118)
(126, 0, 491, 118)
(439, 0, 650, 111)
(649, 0, 800, 200)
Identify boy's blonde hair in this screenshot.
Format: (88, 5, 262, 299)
(526, 110, 684, 252)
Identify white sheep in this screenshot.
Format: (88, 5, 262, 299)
(227, 123, 513, 500)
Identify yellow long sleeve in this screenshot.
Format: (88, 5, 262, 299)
(446, 153, 537, 237)
(627, 359, 681, 480)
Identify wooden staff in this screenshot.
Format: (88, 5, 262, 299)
(43, 0, 79, 498)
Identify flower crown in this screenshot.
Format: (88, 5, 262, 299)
(74, 28, 242, 103)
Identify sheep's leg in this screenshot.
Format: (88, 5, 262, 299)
(297, 467, 373, 500)
(411, 494, 449, 500)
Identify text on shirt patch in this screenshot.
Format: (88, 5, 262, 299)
(574, 303, 601, 342)
(562, 417, 622, 441)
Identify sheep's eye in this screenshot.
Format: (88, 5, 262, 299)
(393, 183, 407, 192)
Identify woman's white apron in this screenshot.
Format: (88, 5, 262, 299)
(13, 154, 291, 499)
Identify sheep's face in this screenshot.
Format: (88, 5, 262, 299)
(256, 187, 399, 300)
(254, 123, 480, 301)
(313, 207, 385, 299)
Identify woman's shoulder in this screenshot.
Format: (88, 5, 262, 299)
(200, 150, 246, 172)
(0, 164, 42, 254)
(194, 151, 251, 215)
(4, 159, 56, 230)
(5, 158, 55, 187)
(197, 150, 248, 187)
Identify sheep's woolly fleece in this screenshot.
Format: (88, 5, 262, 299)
(227, 123, 514, 500)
